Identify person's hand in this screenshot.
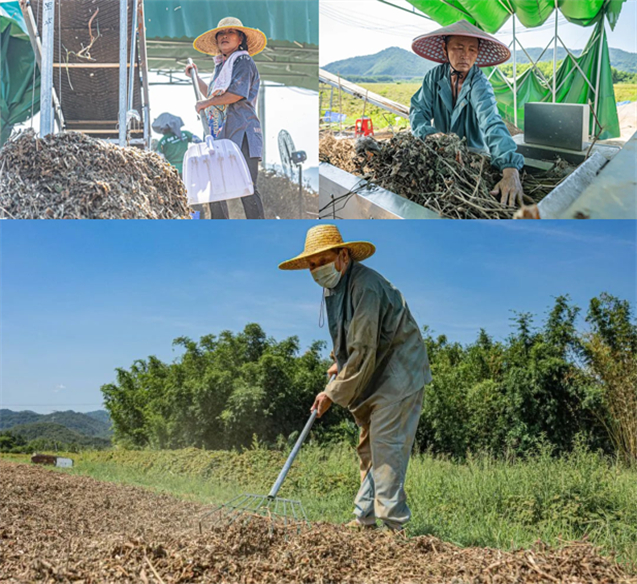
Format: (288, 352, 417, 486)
(185, 62, 197, 78)
(311, 392, 333, 418)
(327, 362, 338, 377)
(195, 100, 209, 114)
(491, 168, 524, 207)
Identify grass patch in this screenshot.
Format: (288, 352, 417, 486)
(320, 82, 419, 130)
(4, 444, 636, 571)
(320, 82, 636, 131)
(615, 84, 637, 102)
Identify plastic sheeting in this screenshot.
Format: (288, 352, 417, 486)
(405, 0, 627, 33)
(0, 1, 40, 145)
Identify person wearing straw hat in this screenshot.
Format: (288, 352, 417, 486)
(410, 20, 525, 208)
(185, 17, 267, 219)
(279, 225, 432, 532)
(152, 113, 201, 175)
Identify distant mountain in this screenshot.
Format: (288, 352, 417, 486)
(0, 409, 112, 438)
(85, 410, 112, 426)
(8, 421, 111, 448)
(507, 47, 636, 73)
(323, 46, 637, 80)
(323, 47, 436, 81)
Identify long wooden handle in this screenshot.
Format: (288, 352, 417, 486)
(187, 58, 209, 137)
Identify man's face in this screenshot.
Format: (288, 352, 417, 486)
(308, 249, 349, 273)
(443, 36, 479, 74)
(216, 29, 242, 55)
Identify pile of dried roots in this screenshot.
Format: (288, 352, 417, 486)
(320, 132, 573, 219)
(319, 132, 358, 174)
(258, 168, 318, 219)
(2, 460, 636, 584)
(0, 130, 190, 219)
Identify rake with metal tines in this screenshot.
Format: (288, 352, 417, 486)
(199, 378, 333, 535)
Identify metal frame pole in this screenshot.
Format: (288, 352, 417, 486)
(258, 83, 266, 168)
(512, 14, 517, 127)
(40, 0, 55, 136)
(136, 0, 151, 149)
(592, 21, 605, 136)
(553, 0, 558, 102)
(118, 0, 128, 146)
(127, 0, 139, 113)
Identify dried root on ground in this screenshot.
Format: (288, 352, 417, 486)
(319, 132, 358, 174)
(320, 132, 573, 219)
(258, 169, 317, 219)
(1, 460, 635, 584)
(0, 130, 189, 219)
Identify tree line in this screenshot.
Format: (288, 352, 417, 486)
(101, 294, 636, 463)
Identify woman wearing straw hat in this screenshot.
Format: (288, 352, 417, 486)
(279, 224, 432, 532)
(410, 20, 525, 208)
(185, 17, 267, 219)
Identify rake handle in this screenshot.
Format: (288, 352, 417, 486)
(267, 375, 335, 499)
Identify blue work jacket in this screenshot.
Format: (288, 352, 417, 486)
(410, 63, 524, 171)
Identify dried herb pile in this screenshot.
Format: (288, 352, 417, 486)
(258, 169, 318, 219)
(320, 132, 572, 219)
(2, 460, 635, 584)
(0, 130, 189, 219)
(319, 133, 358, 174)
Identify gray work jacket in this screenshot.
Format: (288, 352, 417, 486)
(324, 261, 432, 425)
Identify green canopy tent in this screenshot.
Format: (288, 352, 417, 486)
(0, 0, 317, 147)
(0, 1, 40, 145)
(144, 0, 318, 90)
(404, 0, 626, 139)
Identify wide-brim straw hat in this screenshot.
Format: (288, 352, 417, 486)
(412, 19, 510, 67)
(193, 17, 267, 57)
(279, 225, 376, 271)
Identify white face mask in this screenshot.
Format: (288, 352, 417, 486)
(311, 261, 342, 289)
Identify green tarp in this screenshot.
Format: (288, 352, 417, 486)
(486, 20, 620, 140)
(145, 0, 318, 90)
(405, 0, 625, 139)
(405, 0, 626, 33)
(0, 1, 40, 145)
(145, 0, 318, 46)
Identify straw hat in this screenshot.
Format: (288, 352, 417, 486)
(193, 17, 267, 57)
(412, 19, 510, 67)
(279, 225, 376, 271)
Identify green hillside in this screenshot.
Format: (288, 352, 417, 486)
(8, 422, 111, 448)
(0, 409, 112, 438)
(324, 46, 435, 81)
(323, 46, 637, 80)
(85, 410, 112, 426)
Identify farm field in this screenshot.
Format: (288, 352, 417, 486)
(319, 82, 636, 130)
(2, 444, 636, 582)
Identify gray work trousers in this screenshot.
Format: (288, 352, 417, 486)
(353, 388, 424, 529)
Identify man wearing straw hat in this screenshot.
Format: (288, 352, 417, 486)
(410, 20, 525, 207)
(279, 225, 432, 532)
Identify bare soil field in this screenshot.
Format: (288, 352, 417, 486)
(1, 460, 635, 584)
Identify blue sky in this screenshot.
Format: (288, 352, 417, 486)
(1, 220, 635, 414)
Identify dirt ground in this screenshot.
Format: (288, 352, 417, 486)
(2, 461, 636, 584)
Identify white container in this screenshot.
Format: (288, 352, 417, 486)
(182, 136, 254, 205)
(55, 457, 74, 468)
